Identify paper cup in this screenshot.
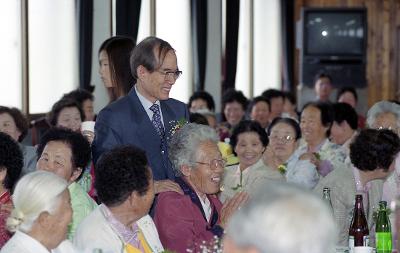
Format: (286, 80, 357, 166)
(354, 246, 374, 253)
(81, 121, 95, 133)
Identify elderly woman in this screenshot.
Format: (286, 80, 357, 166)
(74, 146, 163, 253)
(62, 88, 95, 121)
(0, 106, 36, 175)
(36, 128, 97, 240)
(314, 129, 400, 246)
(366, 101, 400, 204)
(263, 117, 319, 189)
(249, 96, 270, 130)
(1, 171, 73, 253)
(295, 102, 347, 178)
(0, 132, 23, 247)
(48, 98, 94, 193)
(224, 183, 337, 253)
(154, 123, 247, 253)
(218, 89, 248, 141)
(220, 120, 284, 202)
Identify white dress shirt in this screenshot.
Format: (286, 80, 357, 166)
(135, 86, 165, 127)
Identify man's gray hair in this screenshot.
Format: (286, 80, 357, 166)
(366, 101, 400, 128)
(168, 123, 218, 176)
(226, 182, 337, 253)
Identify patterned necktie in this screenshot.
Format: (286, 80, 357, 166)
(149, 103, 165, 137)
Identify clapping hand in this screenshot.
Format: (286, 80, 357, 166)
(219, 191, 249, 228)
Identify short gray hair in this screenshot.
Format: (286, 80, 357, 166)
(366, 101, 400, 128)
(226, 182, 337, 253)
(7, 171, 68, 233)
(168, 123, 218, 176)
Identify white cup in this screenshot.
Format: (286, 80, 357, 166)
(354, 246, 374, 253)
(81, 121, 95, 133)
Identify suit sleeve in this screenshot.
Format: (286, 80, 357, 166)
(92, 109, 122, 164)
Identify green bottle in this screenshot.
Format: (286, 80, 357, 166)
(376, 201, 392, 253)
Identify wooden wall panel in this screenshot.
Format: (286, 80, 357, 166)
(294, 0, 400, 105)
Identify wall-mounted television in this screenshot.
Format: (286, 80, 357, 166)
(302, 8, 367, 57)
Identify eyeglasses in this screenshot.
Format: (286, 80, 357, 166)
(195, 158, 226, 170)
(269, 134, 295, 143)
(156, 70, 183, 80)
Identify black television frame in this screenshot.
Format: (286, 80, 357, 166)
(302, 7, 367, 59)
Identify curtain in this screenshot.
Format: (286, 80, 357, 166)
(116, 0, 141, 42)
(222, 0, 240, 93)
(77, 0, 94, 92)
(190, 0, 208, 91)
(280, 0, 295, 92)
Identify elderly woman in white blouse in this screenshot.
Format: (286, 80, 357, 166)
(292, 102, 347, 182)
(1, 171, 74, 253)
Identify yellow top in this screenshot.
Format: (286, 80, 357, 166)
(125, 230, 152, 253)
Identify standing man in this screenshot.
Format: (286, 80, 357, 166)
(314, 72, 333, 103)
(93, 36, 189, 194)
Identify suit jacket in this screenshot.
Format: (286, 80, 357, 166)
(153, 191, 223, 253)
(92, 88, 189, 180)
(220, 159, 285, 202)
(314, 164, 383, 246)
(74, 205, 164, 253)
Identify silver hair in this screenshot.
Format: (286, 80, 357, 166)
(7, 171, 68, 233)
(226, 182, 337, 253)
(168, 123, 218, 176)
(366, 101, 400, 128)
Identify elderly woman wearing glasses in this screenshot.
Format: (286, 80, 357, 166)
(220, 120, 285, 203)
(263, 117, 319, 189)
(153, 123, 247, 253)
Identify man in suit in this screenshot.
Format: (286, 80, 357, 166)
(93, 36, 189, 194)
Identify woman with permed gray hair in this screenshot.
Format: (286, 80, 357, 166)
(153, 123, 248, 253)
(314, 128, 400, 246)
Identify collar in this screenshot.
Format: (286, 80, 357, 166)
(135, 86, 160, 110)
(351, 164, 372, 193)
(307, 138, 328, 153)
(100, 204, 141, 246)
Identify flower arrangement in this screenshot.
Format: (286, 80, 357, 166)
(186, 236, 223, 253)
(169, 118, 188, 137)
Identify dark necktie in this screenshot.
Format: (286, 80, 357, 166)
(149, 104, 165, 138)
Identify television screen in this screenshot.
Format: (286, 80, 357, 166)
(304, 10, 366, 56)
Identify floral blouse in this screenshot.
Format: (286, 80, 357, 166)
(286, 138, 347, 189)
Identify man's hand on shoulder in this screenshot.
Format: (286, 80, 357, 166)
(154, 180, 184, 195)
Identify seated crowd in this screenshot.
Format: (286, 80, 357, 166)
(0, 35, 400, 253)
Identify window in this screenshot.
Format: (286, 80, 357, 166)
(28, 0, 78, 114)
(236, 0, 282, 98)
(156, 0, 192, 103)
(0, 1, 22, 109)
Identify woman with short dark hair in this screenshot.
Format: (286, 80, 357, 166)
(296, 102, 347, 178)
(314, 129, 400, 246)
(220, 120, 284, 202)
(0, 106, 36, 175)
(0, 132, 23, 247)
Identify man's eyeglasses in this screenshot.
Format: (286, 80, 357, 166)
(156, 70, 183, 80)
(195, 159, 226, 170)
(269, 134, 295, 143)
